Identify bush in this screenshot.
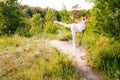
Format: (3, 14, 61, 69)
(0, 0, 23, 35)
(87, 37, 120, 80)
(15, 20, 31, 37)
(44, 22, 58, 34)
(29, 13, 44, 35)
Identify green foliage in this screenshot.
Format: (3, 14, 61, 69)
(93, 0, 120, 39)
(0, 35, 21, 51)
(44, 8, 58, 34)
(0, 0, 23, 35)
(45, 8, 57, 21)
(31, 7, 46, 18)
(84, 1, 120, 79)
(20, 5, 46, 18)
(81, 12, 99, 45)
(57, 30, 72, 41)
(33, 32, 58, 40)
(0, 1, 91, 36)
(15, 18, 31, 37)
(71, 9, 90, 21)
(71, 4, 81, 19)
(21, 7, 31, 18)
(20, 5, 34, 18)
(87, 37, 120, 80)
(29, 13, 44, 34)
(44, 22, 58, 34)
(46, 49, 81, 80)
(59, 5, 72, 23)
(0, 6, 4, 34)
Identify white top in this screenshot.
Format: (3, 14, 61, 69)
(77, 20, 86, 32)
(71, 20, 86, 32)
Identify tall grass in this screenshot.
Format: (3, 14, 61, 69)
(0, 35, 82, 80)
(0, 35, 26, 52)
(86, 36, 120, 80)
(57, 30, 72, 41)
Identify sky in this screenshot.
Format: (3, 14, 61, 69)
(19, 0, 93, 10)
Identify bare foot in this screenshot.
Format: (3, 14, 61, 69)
(80, 56, 85, 60)
(54, 20, 58, 23)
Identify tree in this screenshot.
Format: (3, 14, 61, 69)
(92, 0, 120, 39)
(71, 4, 81, 19)
(0, 0, 22, 35)
(59, 4, 71, 23)
(21, 7, 32, 18)
(44, 8, 58, 33)
(0, 4, 4, 34)
(45, 8, 57, 22)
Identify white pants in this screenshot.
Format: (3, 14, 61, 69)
(56, 21, 78, 48)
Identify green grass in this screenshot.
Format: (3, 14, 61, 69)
(0, 35, 82, 80)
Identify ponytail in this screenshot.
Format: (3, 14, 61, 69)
(83, 16, 88, 20)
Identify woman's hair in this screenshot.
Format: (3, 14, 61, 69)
(83, 16, 89, 20)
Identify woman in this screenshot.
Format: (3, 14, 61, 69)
(54, 16, 90, 48)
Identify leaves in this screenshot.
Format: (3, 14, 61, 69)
(0, 0, 22, 35)
(29, 13, 44, 34)
(93, 0, 120, 39)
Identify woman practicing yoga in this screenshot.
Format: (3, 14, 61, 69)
(54, 16, 90, 48)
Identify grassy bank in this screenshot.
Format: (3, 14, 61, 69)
(0, 35, 82, 80)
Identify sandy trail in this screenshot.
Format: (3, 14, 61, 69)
(48, 40, 100, 80)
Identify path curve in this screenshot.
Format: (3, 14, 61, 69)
(48, 40, 101, 80)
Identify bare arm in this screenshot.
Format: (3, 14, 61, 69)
(74, 19, 80, 23)
(70, 15, 80, 23)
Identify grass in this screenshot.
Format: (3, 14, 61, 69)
(32, 32, 58, 40)
(57, 30, 72, 41)
(0, 35, 83, 80)
(86, 36, 120, 80)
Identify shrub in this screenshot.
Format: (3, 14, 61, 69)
(44, 22, 58, 34)
(29, 13, 44, 35)
(15, 19, 31, 37)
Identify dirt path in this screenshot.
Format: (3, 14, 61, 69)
(48, 40, 101, 80)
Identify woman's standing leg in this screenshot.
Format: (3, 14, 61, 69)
(71, 29, 76, 48)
